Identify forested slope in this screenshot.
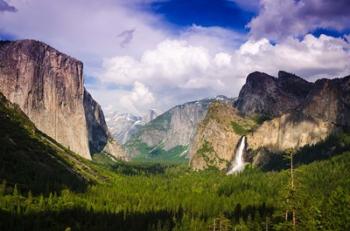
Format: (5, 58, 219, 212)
(0, 93, 105, 195)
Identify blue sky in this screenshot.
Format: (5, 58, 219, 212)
(0, 0, 350, 115)
(147, 0, 256, 32)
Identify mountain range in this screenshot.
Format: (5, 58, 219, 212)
(105, 109, 158, 144)
(123, 95, 235, 162)
(1, 39, 349, 172)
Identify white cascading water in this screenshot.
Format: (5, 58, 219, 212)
(227, 136, 246, 175)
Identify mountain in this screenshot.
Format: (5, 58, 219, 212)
(235, 71, 313, 117)
(0, 40, 126, 160)
(0, 92, 104, 194)
(190, 71, 350, 170)
(125, 96, 235, 162)
(106, 112, 144, 144)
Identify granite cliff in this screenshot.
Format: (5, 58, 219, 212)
(0, 39, 126, 160)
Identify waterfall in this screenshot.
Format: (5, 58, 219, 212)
(227, 136, 246, 175)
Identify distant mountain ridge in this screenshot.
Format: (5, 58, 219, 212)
(124, 95, 235, 162)
(0, 39, 126, 160)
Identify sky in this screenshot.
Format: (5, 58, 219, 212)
(0, 0, 350, 116)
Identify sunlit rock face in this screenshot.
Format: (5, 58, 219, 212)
(247, 113, 333, 151)
(189, 102, 243, 170)
(0, 40, 126, 160)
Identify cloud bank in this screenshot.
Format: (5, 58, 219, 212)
(1, 0, 350, 115)
(98, 34, 350, 114)
(249, 0, 350, 40)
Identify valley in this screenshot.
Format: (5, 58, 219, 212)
(0, 39, 349, 230)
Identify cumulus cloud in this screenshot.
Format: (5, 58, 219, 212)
(119, 81, 155, 115)
(249, 0, 350, 40)
(98, 34, 350, 113)
(0, 0, 168, 74)
(233, 34, 350, 79)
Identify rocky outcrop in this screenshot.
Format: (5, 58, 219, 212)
(235, 71, 313, 117)
(189, 102, 249, 170)
(301, 76, 350, 128)
(0, 39, 126, 160)
(247, 75, 350, 152)
(190, 71, 350, 170)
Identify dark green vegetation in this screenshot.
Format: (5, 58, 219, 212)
(124, 111, 188, 164)
(197, 140, 228, 168)
(1, 93, 350, 230)
(231, 121, 250, 136)
(1, 151, 350, 230)
(0, 93, 106, 195)
(257, 132, 350, 171)
(230, 114, 270, 136)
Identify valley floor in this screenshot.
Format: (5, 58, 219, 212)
(1, 151, 350, 231)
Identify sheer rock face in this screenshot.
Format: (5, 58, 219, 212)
(247, 113, 333, 151)
(0, 40, 126, 160)
(301, 76, 350, 128)
(235, 71, 313, 117)
(247, 75, 350, 151)
(83, 89, 127, 160)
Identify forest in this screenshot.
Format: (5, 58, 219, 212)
(1, 150, 350, 230)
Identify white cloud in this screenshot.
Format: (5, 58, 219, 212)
(0, 0, 169, 74)
(2, 0, 350, 115)
(119, 81, 155, 115)
(98, 34, 350, 114)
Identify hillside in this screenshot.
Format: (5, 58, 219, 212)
(0, 92, 106, 195)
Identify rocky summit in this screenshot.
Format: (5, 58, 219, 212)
(0, 40, 126, 160)
(235, 71, 313, 117)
